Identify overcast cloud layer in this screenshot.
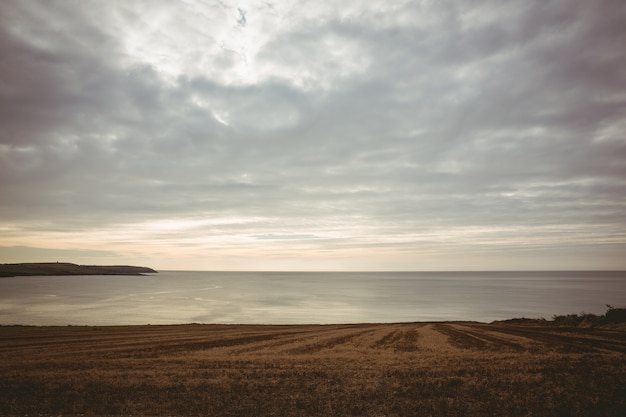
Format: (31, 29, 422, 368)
(1, 0, 625, 270)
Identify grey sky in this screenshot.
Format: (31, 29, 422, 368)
(1, 0, 625, 270)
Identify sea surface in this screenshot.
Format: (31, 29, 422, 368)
(1, 271, 625, 326)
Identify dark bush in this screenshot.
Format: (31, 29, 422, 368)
(605, 305, 626, 323)
(550, 305, 626, 327)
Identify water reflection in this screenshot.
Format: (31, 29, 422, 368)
(0, 271, 625, 325)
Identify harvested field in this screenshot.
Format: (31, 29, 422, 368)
(1, 322, 625, 416)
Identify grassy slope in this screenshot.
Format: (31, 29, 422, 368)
(1, 322, 625, 416)
(0, 262, 157, 277)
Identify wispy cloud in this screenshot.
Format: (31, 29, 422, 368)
(253, 234, 321, 240)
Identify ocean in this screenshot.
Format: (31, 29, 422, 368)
(1, 271, 625, 326)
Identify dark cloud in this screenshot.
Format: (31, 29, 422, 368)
(0, 0, 625, 269)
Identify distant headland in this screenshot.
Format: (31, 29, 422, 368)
(0, 262, 157, 277)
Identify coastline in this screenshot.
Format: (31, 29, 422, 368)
(0, 262, 157, 277)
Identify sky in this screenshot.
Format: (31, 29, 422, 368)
(0, 0, 625, 271)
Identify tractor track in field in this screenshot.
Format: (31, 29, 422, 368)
(3, 322, 626, 357)
(2, 322, 626, 416)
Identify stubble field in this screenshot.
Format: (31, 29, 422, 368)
(1, 322, 625, 416)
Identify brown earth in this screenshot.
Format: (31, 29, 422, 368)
(1, 322, 625, 416)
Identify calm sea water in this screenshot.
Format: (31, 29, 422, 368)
(1, 271, 625, 326)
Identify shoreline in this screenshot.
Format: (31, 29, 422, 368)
(3, 308, 624, 330)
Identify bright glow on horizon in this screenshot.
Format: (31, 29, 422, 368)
(3, 220, 625, 271)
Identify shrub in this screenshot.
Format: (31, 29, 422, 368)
(605, 305, 626, 323)
(550, 305, 626, 327)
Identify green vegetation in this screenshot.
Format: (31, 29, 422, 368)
(0, 262, 157, 277)
(496, 305, 626, 329)
(549, 305, 626, 328)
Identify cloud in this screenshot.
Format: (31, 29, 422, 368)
(0, 0, 625, 270)
(0, 246, 119, 263)
(253, 234, 321, 240)
(237, 8, 247, 27)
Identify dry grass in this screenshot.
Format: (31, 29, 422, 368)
(1, 322, 625, 416)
